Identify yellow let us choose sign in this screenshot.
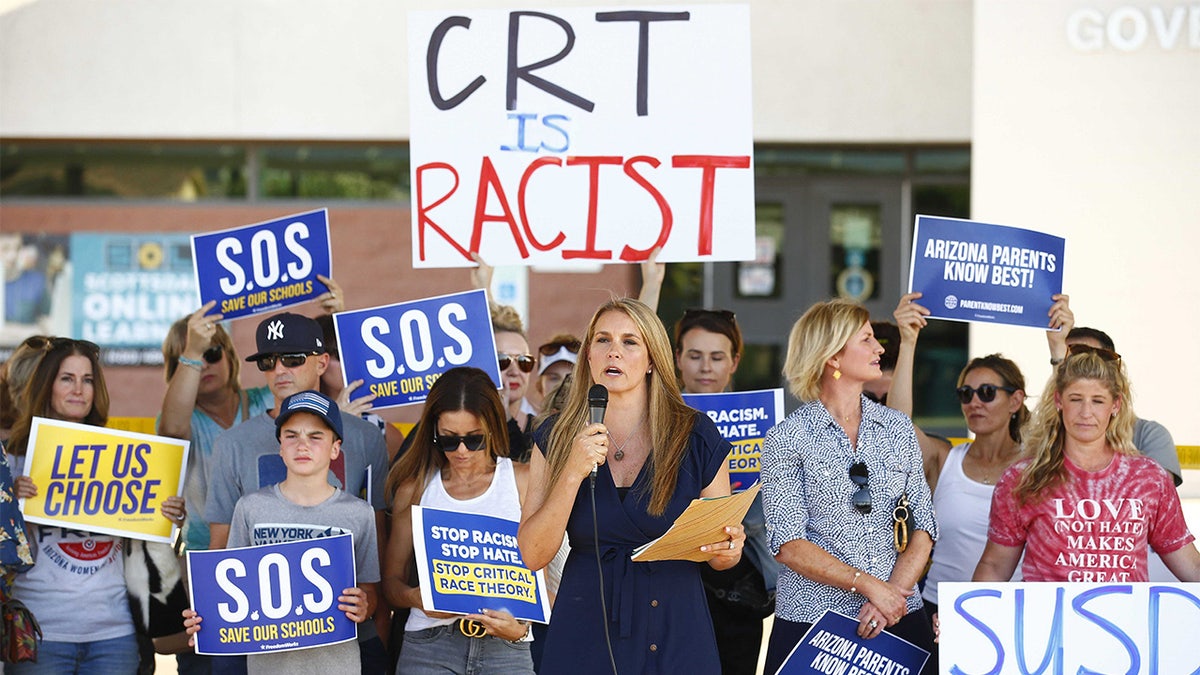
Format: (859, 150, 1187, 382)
(20, 417, 189, 543)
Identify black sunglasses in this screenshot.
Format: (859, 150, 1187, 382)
(49, 337, 100, 356)
(255, 352, 317, 372)
(498, 353, 536, 373)
(538, 339, 581, 356)
(202, 345, 223, 364)
(849, 462, 871, 514)
(1067, 343, 1121, 363)
(956, 383, 1017, 404)
(432, 433, 487, 452)
(682, 308, 737, 324)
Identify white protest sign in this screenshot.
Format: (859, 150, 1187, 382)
(408, 5, 755, 268)
(939, 581, 1200, 674)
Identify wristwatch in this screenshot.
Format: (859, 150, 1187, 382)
(509, 621, 533, 644)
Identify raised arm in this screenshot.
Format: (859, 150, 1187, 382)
(1046, 293, 1073, 364)
(636, 246, 665, 312)
(159, 302, 221, 440)
(889, 293, 950, 489)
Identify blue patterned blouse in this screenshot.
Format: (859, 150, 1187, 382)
(761, 395, 938, 623)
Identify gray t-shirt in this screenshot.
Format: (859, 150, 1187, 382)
(229, 485, 381, 675)
(205, 411, 387, 526)
(1134, 417, 1182, 486)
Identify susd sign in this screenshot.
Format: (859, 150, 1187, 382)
(191, 209, 333, 320)
(333, 289, 501, 408)
(187, 534, 358, 656)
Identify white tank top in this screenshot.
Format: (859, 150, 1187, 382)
(405, 457, 522, 632)
(923, 443, 1022, 605)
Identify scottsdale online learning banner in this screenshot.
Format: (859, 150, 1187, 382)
(412, 506, 550, 623)
(408, 5, 755, 268)
(20, 418, 189, 543)
(683, 388, 783, 492)
(774, 610, 928, 675)
(187, 534, 358, 656)
(908, 215, 1065, 329)
(334, 289, 501, 408)
(191, 209, 332, 320)
(940, 582, 1200, 674)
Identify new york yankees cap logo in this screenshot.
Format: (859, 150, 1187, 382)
(246, 312, 326, 363)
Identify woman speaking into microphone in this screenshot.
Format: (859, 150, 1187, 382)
(518, 298, 743, 675)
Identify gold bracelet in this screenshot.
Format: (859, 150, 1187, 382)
(849, 570, 862, 594)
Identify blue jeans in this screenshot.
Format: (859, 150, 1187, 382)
(11, 634, 139, 675)
(398, 624, 534, 675)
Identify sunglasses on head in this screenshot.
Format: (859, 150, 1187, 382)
(849, 462, 871, 514)
(498, 353, 536, 373)
(956, 383, 1017, 404)
(682, 308, 737, 324)
(255, 352, 316, 372)
(1066, 343, 1121, 363)
(538, 339, 581, 356)
(49, 337, 100, 357)
(432, 433, 487, 452)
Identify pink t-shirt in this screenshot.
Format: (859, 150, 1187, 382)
(988, 452, 1194, 582)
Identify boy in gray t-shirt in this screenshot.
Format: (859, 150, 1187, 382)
(185, 391, 380, 674)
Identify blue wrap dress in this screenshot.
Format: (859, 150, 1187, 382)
(534, 412, 730, 675)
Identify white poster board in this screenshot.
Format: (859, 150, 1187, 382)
(408, 5, 755, 268)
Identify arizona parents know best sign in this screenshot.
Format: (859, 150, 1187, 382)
(408, 5, 754, 267)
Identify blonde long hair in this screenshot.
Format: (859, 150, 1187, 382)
(543, 298, 695, 516)
(1013, 350, 1136, 504)
(782, 299, 870, 402)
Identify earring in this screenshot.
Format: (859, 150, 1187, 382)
(833, 369, 842, 381)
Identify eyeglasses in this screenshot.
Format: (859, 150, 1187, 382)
(1067, 343, 1121, 362)
(49, 337, 100, 357)
(432, 433, 487, 452)
(849, 462, 871, 514)
(498, 353, 536, 373)
(538, 339, 581, 356)
(19, 335, 53, 351)
(255, 352, 316, 372)
(956, 384, 1017, 404)
(202, 345, 223, 364)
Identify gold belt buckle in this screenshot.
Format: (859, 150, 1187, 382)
(458, 618, 487, 638)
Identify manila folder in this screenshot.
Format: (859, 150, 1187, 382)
(631, 483, 761, 563)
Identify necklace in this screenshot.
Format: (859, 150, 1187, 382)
(608, 416, 646, 462)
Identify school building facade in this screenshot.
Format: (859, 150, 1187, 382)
(1, 0, 1197, 449)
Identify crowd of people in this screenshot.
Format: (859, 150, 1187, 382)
(0, 259, 1197, 675)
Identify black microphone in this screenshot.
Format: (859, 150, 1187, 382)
(588, 384, 608, 478)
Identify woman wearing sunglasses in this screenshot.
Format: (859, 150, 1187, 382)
(7, 338, 186, 674)
(383, 366, 534, 675)
(974, 345, 1200, 584)
(760, 299, 937, 675)
(159, 301, 275, 560)
(534, 334, 580, 412)
(890, 294, 1029, 628)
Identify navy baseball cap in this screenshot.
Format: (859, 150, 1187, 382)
(275, 390, 343, 441)
(245, 312, 326, 362)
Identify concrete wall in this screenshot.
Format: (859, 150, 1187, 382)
(0, 0, 972, 143)
(970, 0, 1200, 444)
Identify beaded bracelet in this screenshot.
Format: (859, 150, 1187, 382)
(178, 355, 205, 371)
(849, 570, 862, 594)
